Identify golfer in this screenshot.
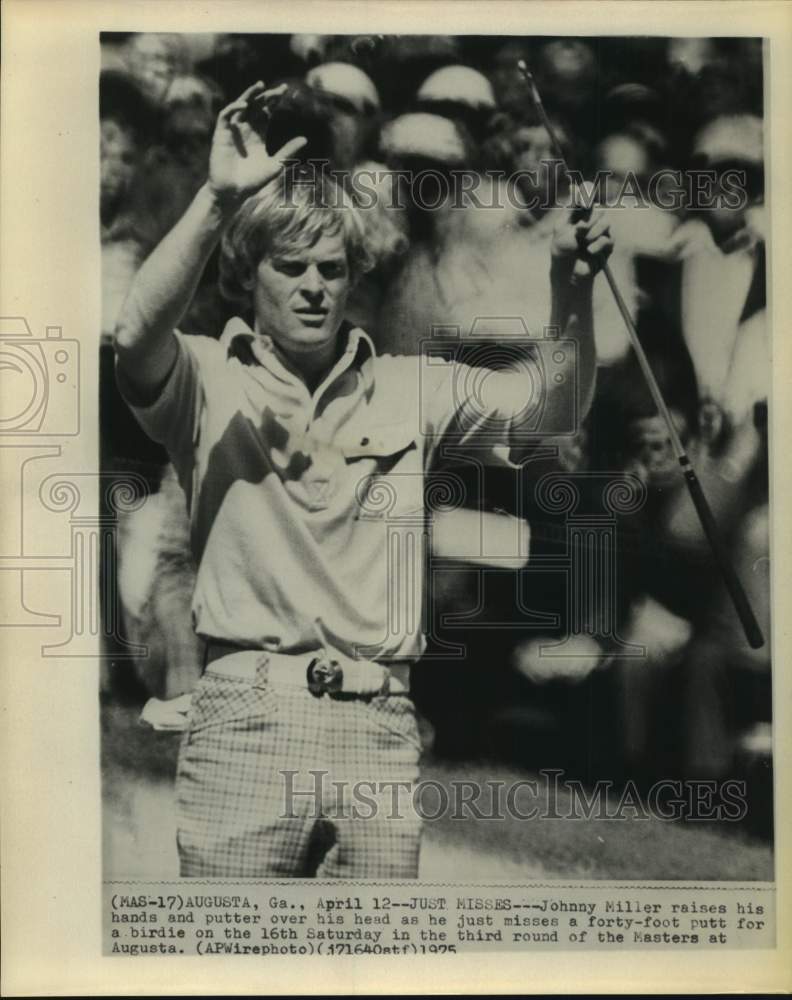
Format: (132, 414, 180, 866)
(115, 81, 613, 878)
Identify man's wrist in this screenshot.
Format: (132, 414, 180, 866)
(550, 257, 594, 301)
(550, 257, 594, 294)
(199, 182, 245, 224)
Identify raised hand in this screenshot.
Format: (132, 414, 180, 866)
(207, 81, 308, 205)
(551, 183, 614, 282)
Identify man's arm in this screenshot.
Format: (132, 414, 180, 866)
(114, 81, 306, 403)
(482, 203, 612, 447)
(548, 201, 613, 423)
(114, 186, 235, 401)
(421, 205, 612, 454)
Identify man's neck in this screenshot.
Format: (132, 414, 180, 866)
(269, 329, 348, 396)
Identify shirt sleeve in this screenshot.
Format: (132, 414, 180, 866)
(115, 331, 218, 461)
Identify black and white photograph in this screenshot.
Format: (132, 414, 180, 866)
(2, 1, 790, 991)
(99, 27, 774, 888)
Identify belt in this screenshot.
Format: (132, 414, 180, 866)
(203, 640, 411, 698)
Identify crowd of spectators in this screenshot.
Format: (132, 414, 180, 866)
(100, 32, 770, 825)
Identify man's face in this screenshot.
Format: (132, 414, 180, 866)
(512, 125, 567, 206)
(127, 34, 180, 104)
(596, 134, 650, 205)
(628, 411, 687, 488)
(324, 95, 369, 171)
(252, 230, 351, 357)
(100, 119, 141, 218)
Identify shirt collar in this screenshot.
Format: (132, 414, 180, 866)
(220, 317, 377, 396)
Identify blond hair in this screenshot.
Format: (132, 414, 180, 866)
(219, 169, 376, 308)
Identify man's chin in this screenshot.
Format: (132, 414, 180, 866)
(282, 323, 338, 352)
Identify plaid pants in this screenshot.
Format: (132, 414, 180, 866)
(176, 656, 423, 878)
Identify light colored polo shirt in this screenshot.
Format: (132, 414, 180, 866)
(120, 318, 538, 661)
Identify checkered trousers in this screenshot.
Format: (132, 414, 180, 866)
(175, 657, 423, 878)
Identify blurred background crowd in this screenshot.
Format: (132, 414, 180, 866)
(99, 32, 771, 832)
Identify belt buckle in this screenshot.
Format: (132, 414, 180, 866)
(307, 655, 343, 697)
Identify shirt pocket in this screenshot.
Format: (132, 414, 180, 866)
(344, 421, 423, 519)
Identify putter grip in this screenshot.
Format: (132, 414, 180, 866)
(682, 465, 765, 649)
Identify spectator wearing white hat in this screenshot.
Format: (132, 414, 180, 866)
(415, 64, 497, 139)
(374, 111, 489, 353)
(417, 65, 496, 108)
(379, 111, 472, 168)
(377, 110, 478, 252)
(674, 113, 767, 429)
(306, 61, 381, 169)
